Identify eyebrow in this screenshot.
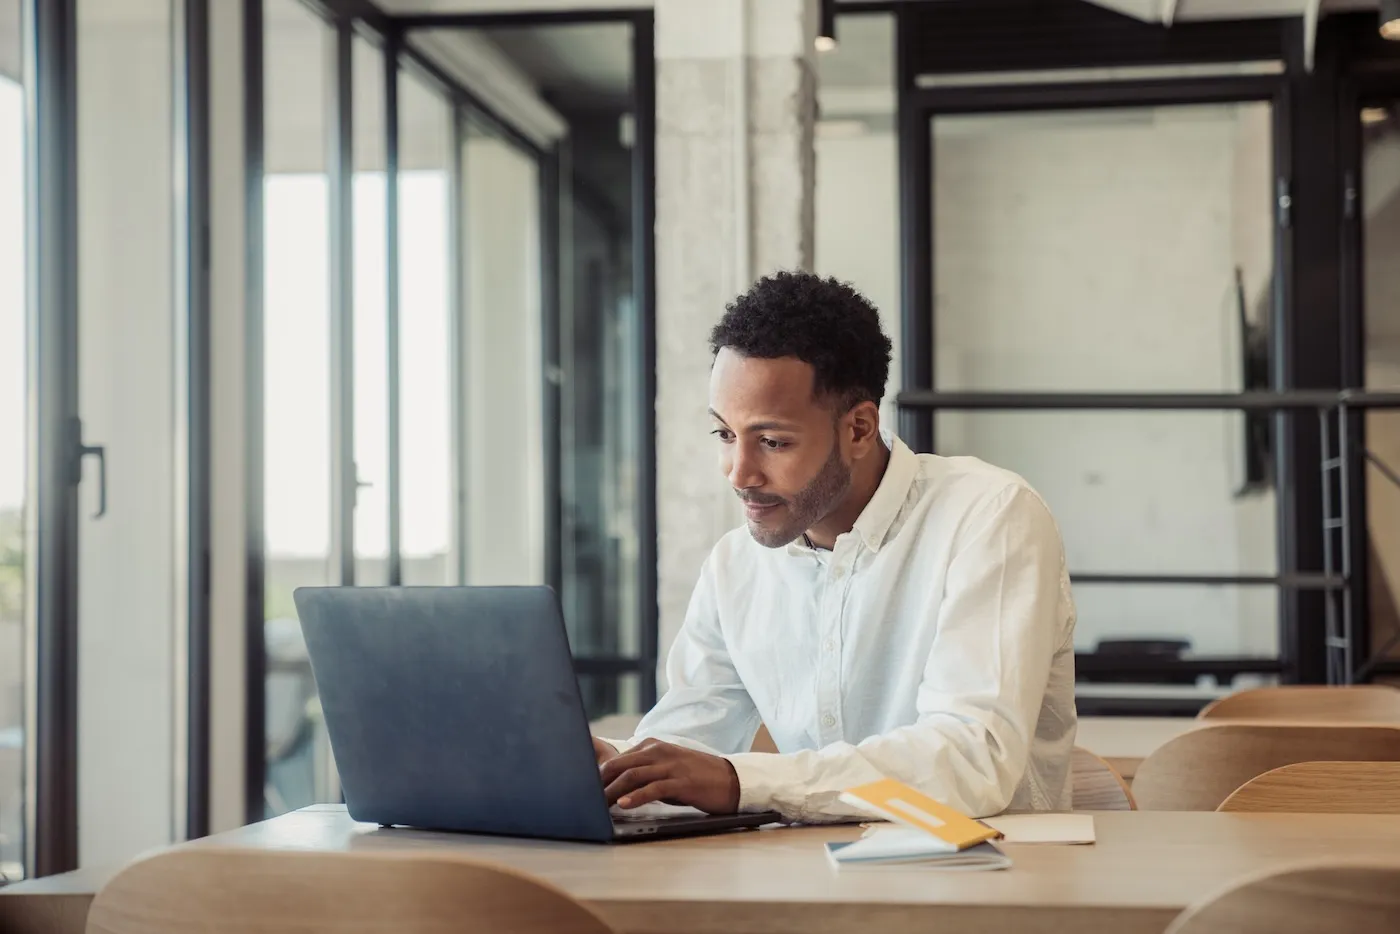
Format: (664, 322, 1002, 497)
(708, 408, 802, 433)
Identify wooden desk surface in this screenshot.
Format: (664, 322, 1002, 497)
(9, 806, 1400, 934)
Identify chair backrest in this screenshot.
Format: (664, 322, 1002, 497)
(1164, 859, 1400, 934)
(1198, 685, 1400, 722)
(85, 848, 616, 934)
(1070, 745, 1135, 810)
(1218, 760, 1400, 814)
(1133, 722, 1400, 811)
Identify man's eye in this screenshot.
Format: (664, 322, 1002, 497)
(711, 429, 734, 442)
(761, 438, 789, 451)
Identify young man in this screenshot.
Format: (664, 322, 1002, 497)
(597, 272, 1077, 822)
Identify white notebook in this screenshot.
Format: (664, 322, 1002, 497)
(825, 827, 1011, 870)
(825, 814, 1095, 869)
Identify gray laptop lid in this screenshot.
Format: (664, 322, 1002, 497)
(293, 586, 617, 842)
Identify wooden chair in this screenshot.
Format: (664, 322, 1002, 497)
(1218, 761, 1400, 814)
(1132, 723, 1400, 811)
(1165, 859, 1400, 934)
(1070, 745, 1135, 810)
(85, 848, 616, 934)
(1198, 685, 1400, 722)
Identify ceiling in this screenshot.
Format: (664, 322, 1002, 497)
(378, 0, 1382, 17)
(1086, 0, 1377, 21)
(477, 23, 632, 111)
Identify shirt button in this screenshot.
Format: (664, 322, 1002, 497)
(832, 566, 846, 580)
(823, 639, 836, 653)
(822, 713, 837, 728)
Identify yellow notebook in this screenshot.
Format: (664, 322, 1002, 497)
(826, 779, 1009, 870)
(838, 778, 1002, 849)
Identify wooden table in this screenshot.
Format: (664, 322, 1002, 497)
(8, 806, 1400, 934)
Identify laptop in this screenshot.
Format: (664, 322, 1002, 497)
(292, 585, 782, 842)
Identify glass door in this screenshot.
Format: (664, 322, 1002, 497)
(73, 0, 189, 869)
(0, 0, 27, 884)
(261, 0, 336, 818)
(1360, 97, 1400, 673)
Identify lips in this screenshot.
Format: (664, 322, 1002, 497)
(743, 501, 783, 520)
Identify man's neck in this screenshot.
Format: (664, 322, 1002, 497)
(805, 441, 892, 550)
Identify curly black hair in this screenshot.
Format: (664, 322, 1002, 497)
(709, 271, 892, 411)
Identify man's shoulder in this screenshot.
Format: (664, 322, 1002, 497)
(911, 451, 1049, 517)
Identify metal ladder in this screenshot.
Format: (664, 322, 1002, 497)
(1319, 405, 1354, 685)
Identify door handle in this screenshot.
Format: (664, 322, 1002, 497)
(72, 418, 108, 519)
(81, 443, 107, 519)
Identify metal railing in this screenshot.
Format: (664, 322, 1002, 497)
(895, 388, 1400, 686)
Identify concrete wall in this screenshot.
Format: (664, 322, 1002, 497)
(653, 0, 816, 669)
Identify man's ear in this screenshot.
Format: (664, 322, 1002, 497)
(847, 400, 882, 455)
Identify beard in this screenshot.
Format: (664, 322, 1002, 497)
(739, 440, 853, 549)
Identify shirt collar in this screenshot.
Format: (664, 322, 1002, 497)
(784, 432, 920, 557)
(851, 433, 919, 553)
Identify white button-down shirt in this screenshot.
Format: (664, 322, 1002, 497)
(619, 435, 1078, 822)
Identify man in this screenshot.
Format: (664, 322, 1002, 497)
(597, 271, 1077, 822)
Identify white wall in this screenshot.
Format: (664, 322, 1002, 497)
(814, 103, 1280, 657)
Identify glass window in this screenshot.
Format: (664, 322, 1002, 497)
(924, 102, 1282, 683)
(460, 115, 545, 587)
(577, 673, 640, 723)
(1362, 99, 1400, 673)
(450, 22, 644, 682)
(930, 102, 1279, 665)
(353, 34, 389, 586)
(398, 68, 453, 586)
(263, 0, 333, 817)
(0, 0, 25, 884)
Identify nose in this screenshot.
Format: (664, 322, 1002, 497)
(724, 439, 765, 493)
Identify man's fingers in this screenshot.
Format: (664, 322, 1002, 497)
(603, 764, 671, 804)
(617, 778, 683, 810)
(599, 747, 661, 785)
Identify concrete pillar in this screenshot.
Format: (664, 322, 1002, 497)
(653, 0, 818, 673)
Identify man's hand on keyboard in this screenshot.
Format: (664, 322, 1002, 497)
(599, 738, 741, 815)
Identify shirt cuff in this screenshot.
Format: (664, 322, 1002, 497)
(727, 752, 788, 813)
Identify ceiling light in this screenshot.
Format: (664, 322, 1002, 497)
(1362, 107, 1389, 126)
(816, 0, 837, 52)
(1382, 0, 1400, 40)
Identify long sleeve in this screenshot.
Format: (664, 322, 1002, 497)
(726, 486, 1070, 821)
(604, 553, 763, 758)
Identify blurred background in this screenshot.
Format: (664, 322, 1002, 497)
(3, 0, 1400, 882)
